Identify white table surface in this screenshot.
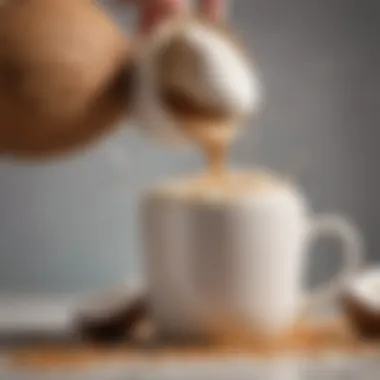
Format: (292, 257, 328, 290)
(0, 296, 378, 380)
(1, 355, 380, 380)
(0, 295, 80, 335)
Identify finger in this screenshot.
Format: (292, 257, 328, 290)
(199, 0, 226, 20)
(139, 0, 187, 33)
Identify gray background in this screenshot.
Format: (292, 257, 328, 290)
(0, 0, 378, 293)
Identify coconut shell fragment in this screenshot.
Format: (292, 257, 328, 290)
(341, 267, 380, 340)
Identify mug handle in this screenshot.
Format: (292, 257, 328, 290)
(303, 215, 364, 314)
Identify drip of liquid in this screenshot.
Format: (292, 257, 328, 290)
(193, 121, 236, 181)
(201, 130, 229, 179)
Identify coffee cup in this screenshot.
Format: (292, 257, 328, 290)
(140, 169, 363, 341)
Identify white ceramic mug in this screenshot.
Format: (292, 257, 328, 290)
(140, 172, 363, 340)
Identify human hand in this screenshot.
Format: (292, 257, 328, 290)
(124, 0, 225, 33)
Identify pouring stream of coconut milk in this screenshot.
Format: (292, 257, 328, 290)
(134, 4, 263, 180)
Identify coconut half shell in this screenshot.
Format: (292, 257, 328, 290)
(341, 267, 380, 339)
(134, 15, 263, 147)
(0, 0, 132, 159)
(74, 288, 148, 345)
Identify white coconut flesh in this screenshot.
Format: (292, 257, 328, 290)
(169, 23, 262, 116)
(348, 268, 380, 312)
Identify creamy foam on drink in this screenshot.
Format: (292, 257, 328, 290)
(154, 170, 283, 201)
